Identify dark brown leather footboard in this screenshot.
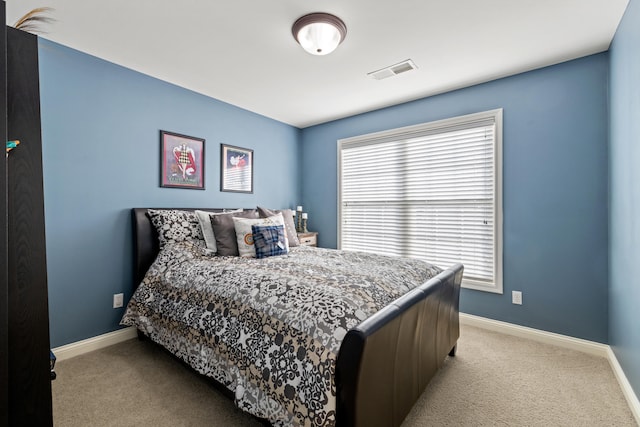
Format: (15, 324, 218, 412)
(336, 263, 463, 427)
(131, 208, 462, 427)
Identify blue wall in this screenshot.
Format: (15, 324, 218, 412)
(301, 54, 609, 342)
(39, 30, 616, 350)
(37, 6, 640, 402)
(609, 0, 640, 399)
(38, 40, 301, 347)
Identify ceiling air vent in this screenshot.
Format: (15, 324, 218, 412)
(367, 59, 418, 80)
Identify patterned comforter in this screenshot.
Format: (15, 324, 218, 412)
(121, 242, 441, 426)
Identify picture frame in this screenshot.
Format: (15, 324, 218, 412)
(220, 144, 253, 193)
(160, 130, 205, 190)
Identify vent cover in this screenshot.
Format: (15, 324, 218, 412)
(367, 59, 418, 80)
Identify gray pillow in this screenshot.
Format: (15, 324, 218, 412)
(210, 210, 259, 256)
(257, 206, 300, 247)
(195, 209, 242, 252)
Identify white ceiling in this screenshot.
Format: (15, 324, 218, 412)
(7, 0, 629, 128)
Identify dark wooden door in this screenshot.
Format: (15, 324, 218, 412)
(0, 2, 9, 426)
(6, 26, 53, 426)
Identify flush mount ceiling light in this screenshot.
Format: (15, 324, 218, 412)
(292, 13, 347, 56)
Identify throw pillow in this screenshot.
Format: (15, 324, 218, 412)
(252, 224, 288, 259)
(210, 210, 259, 256)
(195, 209, 242, 251)
(256, 206, 300, 247)
(233, 213, 288, 258)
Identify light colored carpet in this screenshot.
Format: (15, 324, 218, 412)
(51, 325, 637, 426)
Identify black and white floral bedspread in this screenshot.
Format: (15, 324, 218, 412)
(121, 243, 441, 426)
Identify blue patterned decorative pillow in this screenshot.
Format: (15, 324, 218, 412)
(252, 224, 288, 259)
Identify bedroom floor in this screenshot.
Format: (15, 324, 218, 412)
(51, 324, 636, 426)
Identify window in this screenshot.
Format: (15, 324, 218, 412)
(338, 109, 502, 293)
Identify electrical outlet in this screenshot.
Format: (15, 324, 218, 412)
(113, 293, 124, 309)
(512, 291, 523, 305)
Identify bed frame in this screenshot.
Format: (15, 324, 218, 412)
(132, 208, 463, 427)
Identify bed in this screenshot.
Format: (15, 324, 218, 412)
(123, 208, 463, 427)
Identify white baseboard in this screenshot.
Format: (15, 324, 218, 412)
(607, 347, 640, 425)
(460, 313, 608, 357)
(460, 313, 640, 424)
(51, 327, 137, 362)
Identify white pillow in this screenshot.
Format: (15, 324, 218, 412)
(233, 213, 288, 258)
(195, 209, 242, 252)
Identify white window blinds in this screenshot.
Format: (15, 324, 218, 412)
(338, 109, 502, 293)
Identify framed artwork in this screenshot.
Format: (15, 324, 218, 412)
(220, 144, 253, 193)
(160, 130, 205, 189)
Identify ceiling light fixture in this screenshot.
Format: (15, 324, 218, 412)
(292, 13, 347, 56)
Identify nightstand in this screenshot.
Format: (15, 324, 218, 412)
(297, 231, 318, 247)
